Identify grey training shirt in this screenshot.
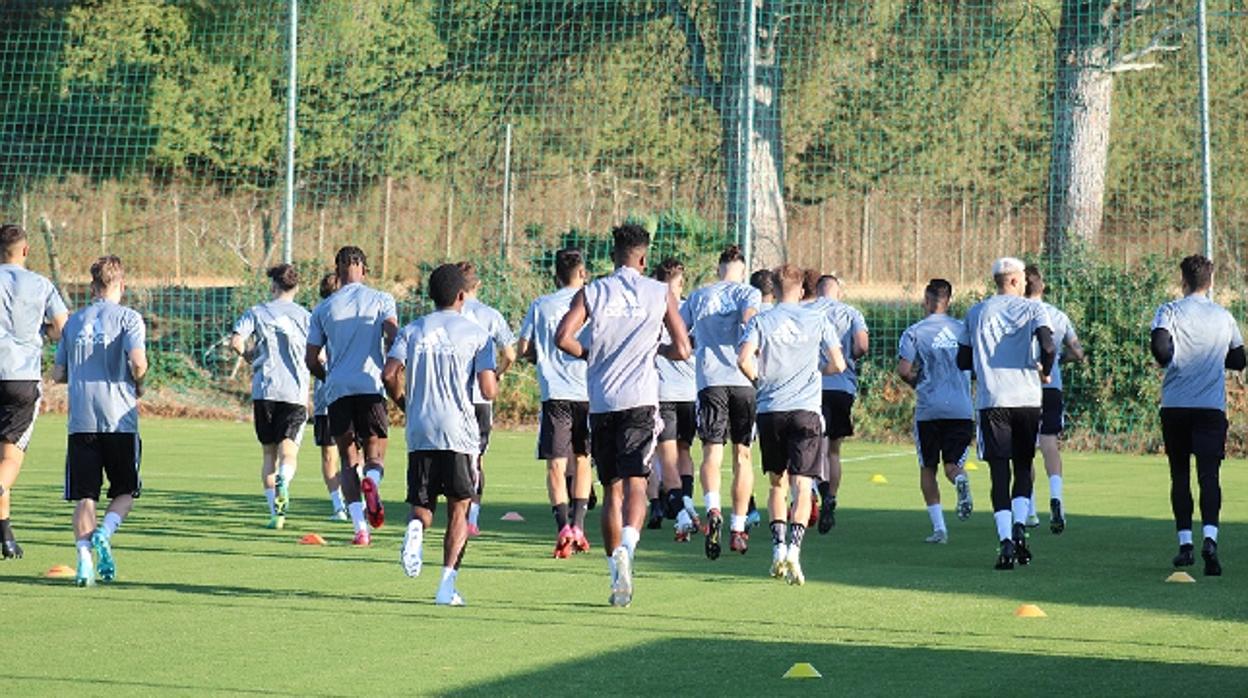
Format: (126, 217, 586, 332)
(233, 299, 311, 406)
(462, 298, 515, 405)
(1152, 293, 1244, 411)
(960, 294, 1052, 410)
(657, 299, 696, 403)
(741, 303, 838, 415)
(1039, 301, 1076, 391)
(519, 287, 588, 402)
(307, 282, 397, 405)
(898, 313, 973, 421)
(680, 280, 761, 391)
(811, 298, 868, 395)
(583, 266, 669, 414)
(0, 264, 68, 381)
(56, 299, 145, 434)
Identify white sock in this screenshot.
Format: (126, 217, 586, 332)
(927, 504, 945, 532)
(1203, 525, 1218, 543)
(704, 491, 721, 513)
(278, 463, 295, 484)
(1028, 492, 1037, 518)
(265, 488, 276, 515)
(621, 526, 640, 558)
(682, 495, 696, 514)
(468, 502, 481, 526)
(329, 489, 344, 511)
(1049, 475, 1063, 501)
(1178, 529, 1194, 546)
(76, 539, 92, 565)
(439, 566, 457, 591)
(607, 554, 617, 581)
(1011, 496, 1029, 525)
(102, 511, 123, 537)
(364, 468, 383, 487)
(348, 502, 367, 533)
(730, 514, 747, 533)
(407, 518, 423, 536)
(994, 511, 1012, 541)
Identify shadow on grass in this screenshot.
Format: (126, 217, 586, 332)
(1, 672, 339, 696)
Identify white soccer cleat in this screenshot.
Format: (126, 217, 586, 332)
(434, 589, 466, 607)
(401, 521, 424, 578)
(609, 545, 632, 607)
(770, 544, 789, 579)
(784, 548, 805, 586)
(925, 529, 949, 544)
(955, 478, 973, 521)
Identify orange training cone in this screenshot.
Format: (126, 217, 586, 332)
(298, 533, 327, 545)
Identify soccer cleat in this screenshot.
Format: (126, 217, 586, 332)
(1, 538, 22, 560)
(673, 511, 694, 542)
(1202, 538, 1222, 577)
(360, 476, 385, 529)
(435, 589, 466, 607)
(265, 514, 285, 530)
(673, 527, 691, 543)
(401, 522, 424, 577)
(704, 509, 723, 560)
(571, 526, 591, 553)
(352, 530, 372, 547)
(784, 548, 805, 586)
(746, 508, 761, 532)
(994, 539, 1016, 570)
(925, 529, 948, 544)
(1173, 544, 1196, 567)
(1025, 514, 1041, 528)
(646, 501, 664, 530)
(75, 558, 95, 587)
(274, 474, 289, 517)
(329, 508, 349, 522)
(770, 544, 789, 579)
(1049, 498, 1065, 535)
(1012, 523, 1032, 566)
(955, 478, 973, 521)
(730, 530, 749, 555)
(553, 525, 575, 559)
(682, 496, 701, 532)
(465, 522, 481, 538)
(817, 496, 836, 534)
(92, 529, 116, 582)
(609, 546, 632, 607)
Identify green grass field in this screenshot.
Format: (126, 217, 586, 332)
(3, 415, 1247, 696)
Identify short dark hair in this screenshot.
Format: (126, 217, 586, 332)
(612, 224, 650, 258)
(456, 261, 481, 290)
(0, 224, 26, 252)
(267, 264, 299, 292)
(1181, 254, 1214, 291)
(90, 255, 124, 294)
(555, 248, 584, 286)
(1023, 265, 1043, 297)
(816, 274, 840, 295)
(334, 246, 367, 273)
(429, 263, 467, 308)
(749, 268, 777, 297)
(802, 269, 820, 300)
(319, 272, 339, 299)
(718, 245, 745, 266)
(653, 258, 685, 282)
(925, 278, 953, 304)
(776, 264, 805, 293)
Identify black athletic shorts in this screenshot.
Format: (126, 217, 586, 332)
(914, 419, 975, 469)
(0, 380, 41, 451)
(977, 407, 1041, 462)
(538, 400, 590, 460)
(328, 394, 389, 442)
(475, 403, 493, 454)
(697, 386, 755, 445)
(313, 415, 333, 447)
(822, 390, 855, 440)
(590, 406, 659, 484)
(659, 401, 697, 444)
(757, 410, 823, 478)
(1040, 388, 1064, 436)
(64, 432, 142, 501)
(407, 450, 475, 509)
(1160, 408, 1228, 461)
(253, 400, 307, 445)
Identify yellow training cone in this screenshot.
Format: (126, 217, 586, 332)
(870, 473, 888, 484)
(1014, 604, 1047, 618)
(965, 462, 979, 471)
(782, 663, 822, 679)
(1165, 571, 1196, 583)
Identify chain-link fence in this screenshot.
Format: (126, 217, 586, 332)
(2, 1, 1246, 446)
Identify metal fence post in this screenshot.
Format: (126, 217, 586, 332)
(741, 0, 756, 269)
(282, 0, 298, 265)
(1196, 0, 1214, 261)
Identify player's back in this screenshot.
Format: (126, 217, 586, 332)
(1040, 301, 1074, 390)
(681, 280, 759, 390)
(60, 299, 145, 434)
(748, 303, 830, 414)
(584, 266, 668, 413)
(242, 299, 311, 405)
(964, 294, 1049, 409)
(811, 297, 867, 394)
(1155, 294, 1241, 410)
(310, 282, 396, 402)
(0, 264, 66, 379)
(900, 313, 972, 421)
(394, 310, 493, 453)
(522, 287, 586, 402)
(462, 298, 514, 403)
(657, 299, 696, 403)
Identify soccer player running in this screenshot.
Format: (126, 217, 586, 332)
(958, 257, 1056, 570)
(383, 264, 498, 606)
(230, 264, 311, 530)
(896, 279, 974, 544)
(305, 246, 398, 546)
(1022, 265, 1085, 533)
(0, 223, 68, 560)
(812, 274, 869, 533)
(555, 223, 690, 607)
(1150, 254, 1243, 576)
(457, 262, 517, 537)
(681, 245, 761, 559)
(653, 258, 700, 541)
(738, 264, 845, 586)
(312, 272, 347, 521)
(750, 269, 777, 312)
(517, 248, 593, 558)
(52, 256, 146, 586)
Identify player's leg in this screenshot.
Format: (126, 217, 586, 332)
(321, 438, 345, 520)
(73, 496, 98, 587)
(727, 388, 756, 548)
(945, 420, 974, 522)
(0, 442, 26, 559)
(781, 411, 821, 586)
(980, 410, 1016, 569)
(466, 404, 491, 536)
(758, 413, 788, 577)
(1194, 410, 1226, 576)
(93, 433, 140, 583)
(358, 396, 390, 530)
(275, 437, 299, 519)
(66, 433, 103, 585)
(402, 450, 435, 579)
(1160, 409, 1196, 566)
(436, 496, 470, 605)
(1007, 408, 1039, 565)
(261, 444, 280, 526)
(697, 388, 728, 559)
(915, 422, 945, 543)
(0, 382, 38, 560)
(567, 402, 593, 551)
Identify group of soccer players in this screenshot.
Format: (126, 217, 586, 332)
(0, 219, 1237, 604)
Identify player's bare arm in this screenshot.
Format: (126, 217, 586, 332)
(45, 311, 68, 342)
(382, 316, 399, 352)
(555, 289, 589, 360)
(736, 340, 758, 382)
(896, 357, 918, 386)
(823, 344, 847, 376)
(658, 290, 691, 361)
(477, 369, 499, 402)
(852, 329, 869, 360)
(381, 357, 405, 411)
(305, 343, 327, 381)
(129, 347, 148, 397)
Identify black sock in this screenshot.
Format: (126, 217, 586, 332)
(649, 497, 660, 515)
(0, 518, 11, 541)
(817, 481, 831, 498)
(748, 495, 757, 514)
(789, 523, 807, 549)
(665, 489, 683, 518)
(680, 475, 694, 498)
(553, 503, 569, 530)
(770, 519, 787, 547)
(572, 499, 588, 528)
